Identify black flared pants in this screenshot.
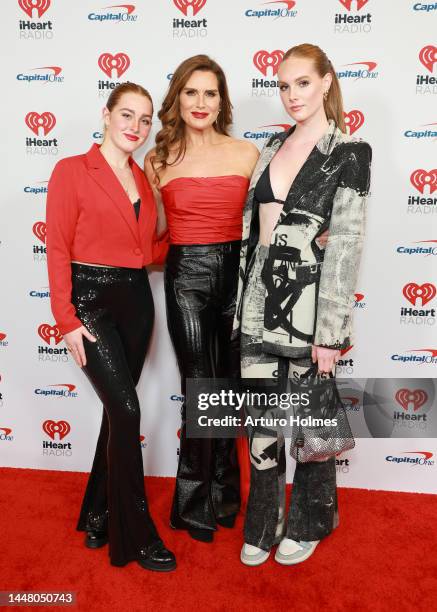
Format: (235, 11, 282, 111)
(164, 241, 241, 532)
(72, 263, 160, 566)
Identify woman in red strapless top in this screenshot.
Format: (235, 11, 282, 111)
(145, 55, 259, 543)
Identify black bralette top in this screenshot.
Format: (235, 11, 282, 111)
(132, 198, 141, 220)
(254, 165, 285, 205)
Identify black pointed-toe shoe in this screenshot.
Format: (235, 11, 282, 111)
(187, 527, 214, 543)
(137, 541, 177, 572)
(85, 530, 108, 549)
(216, 514, 237, 528)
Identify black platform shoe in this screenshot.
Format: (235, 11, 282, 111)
(137, 541, 177, 572)
(188, 528, 214, 543)
(216, 514, 237, 529)
(85, 529, 108, 549)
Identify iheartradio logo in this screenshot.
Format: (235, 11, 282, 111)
(419, 45, 437, 73)
(18, 0, 50, 18)
(33, 221, 46, 244)
(42, 420, 70, 440)
(98, 53, 130, 78)
(338, 0, 369, 10)
(253, 50, 284, 76)
(25, 112, 56, 136)
(410, 169, 437, 194)
(173, 0, 206, 16)
(38, 324, 63, 346)
(344, 110, 364, 135)
(395, 388, 428, 412)
(403, 282, 436, 306)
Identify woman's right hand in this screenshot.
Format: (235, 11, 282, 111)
(63, 326, 96, 367)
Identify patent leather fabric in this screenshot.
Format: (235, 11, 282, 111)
(164, 241, 242, 531)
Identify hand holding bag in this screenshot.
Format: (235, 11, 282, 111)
(290, 365, 355, 463)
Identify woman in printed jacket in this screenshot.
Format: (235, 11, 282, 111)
(232, 44, 372, 566)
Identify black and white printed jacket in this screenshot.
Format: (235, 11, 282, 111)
(232, 119, 372, 358)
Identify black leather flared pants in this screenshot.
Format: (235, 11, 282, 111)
(164, 241, 241, 532)
(72, 264, 161, 566)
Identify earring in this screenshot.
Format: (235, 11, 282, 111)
(323, 90, 329, 101)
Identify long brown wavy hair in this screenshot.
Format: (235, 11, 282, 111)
(281, 44, 345, 133)
(151, 55, 233, 179)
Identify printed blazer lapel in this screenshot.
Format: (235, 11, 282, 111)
(276, 119, 339, 226)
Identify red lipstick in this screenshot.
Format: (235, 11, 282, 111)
(191, 112, 209, 119)
(124, 133, 139, 141)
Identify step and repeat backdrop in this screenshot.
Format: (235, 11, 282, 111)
(1, 0, 436, 493)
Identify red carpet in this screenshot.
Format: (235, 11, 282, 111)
(0, 467, 435, 612)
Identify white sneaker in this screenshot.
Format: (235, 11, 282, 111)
(240, 543, 270, 566)
(274, 538, 319, 565)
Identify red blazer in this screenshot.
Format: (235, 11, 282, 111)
(46, 143, 168, 335)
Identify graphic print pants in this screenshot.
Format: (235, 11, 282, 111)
(241, 244, 339, 551)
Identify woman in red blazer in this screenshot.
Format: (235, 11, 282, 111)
(46, 82, 176, 572)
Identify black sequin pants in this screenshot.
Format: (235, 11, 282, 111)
(72, 264, 161, 567)
(165, 241, 241, 532)
(241, 244, 338, 551)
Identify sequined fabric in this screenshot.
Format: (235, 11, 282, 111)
(164, 241, 241, 531)
(72, 263, 161, 567)
(241, 245, 339, 551)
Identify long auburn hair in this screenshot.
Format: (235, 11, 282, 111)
(152, 55, 233, 179)
(281, 44, 345, 133)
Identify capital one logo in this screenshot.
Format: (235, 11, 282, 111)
(395, 388, 428, 412)
(18, 0, 51, 18)
(403, 282, 436, 306)
(419, 45, 437, 73)
(173, 0, 206, 16)
(264, 123, 291, 131)
(410, 169, 437, 194)
(338, 0, 369, 10)
(344, 110, 364, 135)
(0, 334, 6, 342)
(98, 53, 130, 78)
(253, 50, 284, 76)
(42, 420, 70, 440)
(0, 428, 12, 436)
(38, 323, 63, 346)
(25, 112, 56, 136)
(33, 221, 46, 244)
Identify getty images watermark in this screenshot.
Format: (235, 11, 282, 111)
(185, 377, 437, 439)
(196, 388, 338, 429)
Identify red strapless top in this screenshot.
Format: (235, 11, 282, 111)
(161, 175, 249, 244)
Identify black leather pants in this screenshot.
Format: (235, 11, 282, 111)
(164, 241, 241, 532)
(71, 264, 161, 567)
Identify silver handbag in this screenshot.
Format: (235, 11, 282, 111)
(290, 368, 355, 463)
